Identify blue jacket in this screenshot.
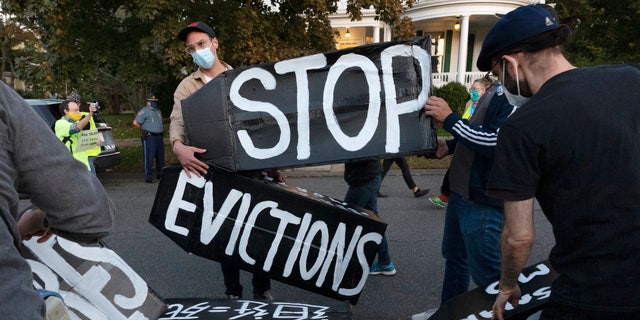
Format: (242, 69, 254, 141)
(444, 88, 514, 208)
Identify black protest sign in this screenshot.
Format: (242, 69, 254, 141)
(161, 298, 351, 319)
(24, 235, 166, 319)
(149, 166, 387, 304)
(428, 260, 559, 320)
(182, 36, 436, 171)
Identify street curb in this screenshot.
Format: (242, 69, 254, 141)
(97, 167, 448, 181)
(110, 139, 448, 179)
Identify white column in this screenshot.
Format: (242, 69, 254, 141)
(456, 15, 470, 84)
(373, 26, 380, 43)
(384, 26, 392, 42)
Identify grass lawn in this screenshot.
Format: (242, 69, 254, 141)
(103, 113, 451, 173)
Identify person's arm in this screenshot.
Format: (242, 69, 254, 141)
(425, 95, 513, 158)
(491, 198, 535, 320)
(75, 104, 97, 131)
(172, 140, 209, 177)
(133, 107, 146, 131)
(9, 87, 114, 243)
(170, 83, 209, 178)
(74, 112, 92, 130)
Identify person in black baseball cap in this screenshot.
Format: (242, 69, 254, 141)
(482, 5, 640, 320)
(177, 21, 216, 41)
(169, 21, 232, 179)
(170, 22, 277, 301)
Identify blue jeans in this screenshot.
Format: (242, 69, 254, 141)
(344, 174, 391, 265)
(441, 192, 503, 303)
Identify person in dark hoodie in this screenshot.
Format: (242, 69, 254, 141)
(344, 159, 396, 276)
(0, 82, 115, 319)
(424, 76, 514, 304)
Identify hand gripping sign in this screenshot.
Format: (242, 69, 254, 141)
(426, 260, 559, 320)
(149, 166, 387, 305)
(182, 36, 436, 171)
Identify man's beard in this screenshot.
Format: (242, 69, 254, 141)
(503, 68, 533, 98)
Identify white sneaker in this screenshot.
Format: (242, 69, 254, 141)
(411, 308, 438, 320)
(45, 296, 71, 320)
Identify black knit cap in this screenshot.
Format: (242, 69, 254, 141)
(177, 21, 216, 41)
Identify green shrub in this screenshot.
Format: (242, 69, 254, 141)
(432, 82, 469, 115)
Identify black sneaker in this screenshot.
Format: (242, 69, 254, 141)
(253, 290, 274, 301)
(227, 294, 241, 299)
(413, 188, 429, 198)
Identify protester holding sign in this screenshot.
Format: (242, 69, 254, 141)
(54, 99, 99, 171)
(0, 81, 115, 319)
(423, 76, 514, 310)
(476, 5, 640, 320)
(171, 21, 278, 300)
(67, 92, 103, 175)
(170, 21, 233, 178)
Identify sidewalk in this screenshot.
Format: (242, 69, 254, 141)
(112, 139, 448, 178)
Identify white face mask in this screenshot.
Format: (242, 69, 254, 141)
(502, 60, 530, 107)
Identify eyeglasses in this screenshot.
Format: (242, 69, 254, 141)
(486, 49, 524, 78)
(185, 38, 212, 54)
(486, 60, 501, 78)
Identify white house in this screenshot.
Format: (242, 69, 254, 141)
(330, 0, 548, 88)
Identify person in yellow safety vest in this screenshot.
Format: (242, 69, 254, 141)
(54, 99, 98, 171)
(67, 93, 103, 174)
(82, 111, 102, 174)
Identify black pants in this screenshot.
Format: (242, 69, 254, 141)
(440, 169, 451, 196)
(221, 260, 270, 297)
(381, 157, 417, 190)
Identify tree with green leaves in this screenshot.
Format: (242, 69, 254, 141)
(0, 12, 40, 92)
(554, 0, 640, 66)
(2, 0, 414, 114)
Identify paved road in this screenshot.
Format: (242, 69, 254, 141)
(97, 168, 554, 320)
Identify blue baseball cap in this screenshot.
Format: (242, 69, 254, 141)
(477, 5, 559, 71)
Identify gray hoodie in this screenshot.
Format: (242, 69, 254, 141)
(0, 82, 115, 319)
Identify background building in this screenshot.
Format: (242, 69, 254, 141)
(330, 0, 548, 88)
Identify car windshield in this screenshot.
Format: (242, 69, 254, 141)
(30, 104, 58, 127)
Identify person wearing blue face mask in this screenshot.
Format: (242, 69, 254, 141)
(170, 21, 233, 179)
(133, 93, 165, 183)
(170, 21, 278, 302)
(462, 78, 490, 120)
